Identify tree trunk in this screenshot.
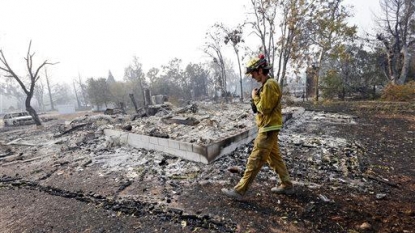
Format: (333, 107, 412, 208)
(235, 49, 243, 102)
(46, 71, 54, 110)
(73, 81, 81, 109)
(221, 62, 227, 102)
(139, 78, 145, 108)
(278, 24, 295, 93)
(276, 36, 284, 81)
(388, 47, 399, 84)
(341, 86, 345, 101)
(279, 48, 291, 93)
(25, 94, 41, 126)
(315, 50, 324, 102)
(129, 93, 139, 113)
(279, 75, 285, 93)
(378, 34, 405, 85)
(398, 45, 411, 84)
(78, 74, 88, 106)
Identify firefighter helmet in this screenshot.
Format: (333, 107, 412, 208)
(245, 54, 272, 74)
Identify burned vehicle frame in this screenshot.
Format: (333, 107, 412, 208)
(3, 112, 35, 126)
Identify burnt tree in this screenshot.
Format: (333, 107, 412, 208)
(376, 0, 415, 85)
(0, 41, 57, 126)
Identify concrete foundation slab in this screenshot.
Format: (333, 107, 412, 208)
(104, 113, 292, 164)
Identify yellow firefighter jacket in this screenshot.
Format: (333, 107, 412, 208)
(252, 77, 282, 133)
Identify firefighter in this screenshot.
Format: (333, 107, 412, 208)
(221, 54, 294, 199)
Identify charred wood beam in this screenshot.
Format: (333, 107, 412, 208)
(53, 123, 91, 138)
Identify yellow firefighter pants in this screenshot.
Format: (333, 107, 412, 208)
(234, 130, 292, 195)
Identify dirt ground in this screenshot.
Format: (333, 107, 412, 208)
(0, 101, 414, 233)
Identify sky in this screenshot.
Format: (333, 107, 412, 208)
(0, 0, 381, 84)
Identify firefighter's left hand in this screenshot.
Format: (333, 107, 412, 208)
(252, 88, 258, 99)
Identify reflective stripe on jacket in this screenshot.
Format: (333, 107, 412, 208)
(252, 77, 282, 133)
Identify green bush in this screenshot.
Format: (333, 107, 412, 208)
(321, 69, 342, 100)
(381, 81, 415, 101)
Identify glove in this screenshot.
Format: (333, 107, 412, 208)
(251, 99, 257, 113)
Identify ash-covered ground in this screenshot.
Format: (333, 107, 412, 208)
(0, 101, 414, 233)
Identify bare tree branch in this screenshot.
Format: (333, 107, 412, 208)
(0, 41, 57, 126)
(376, 0, 414, 84)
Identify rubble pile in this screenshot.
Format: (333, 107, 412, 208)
(65, 107, 366, 187)
(0, 102, 372, 206)
(127, 102, 255, 145)
(60, 101, 256, 146)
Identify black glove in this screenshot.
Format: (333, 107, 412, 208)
(251, 99, 257, 113)
(250, 86, 262, 114)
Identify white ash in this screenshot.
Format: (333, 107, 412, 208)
(125, 102, 256, 145)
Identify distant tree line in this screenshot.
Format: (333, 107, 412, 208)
(84, 58, 214, 111)
(1, 0, 414, 125)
